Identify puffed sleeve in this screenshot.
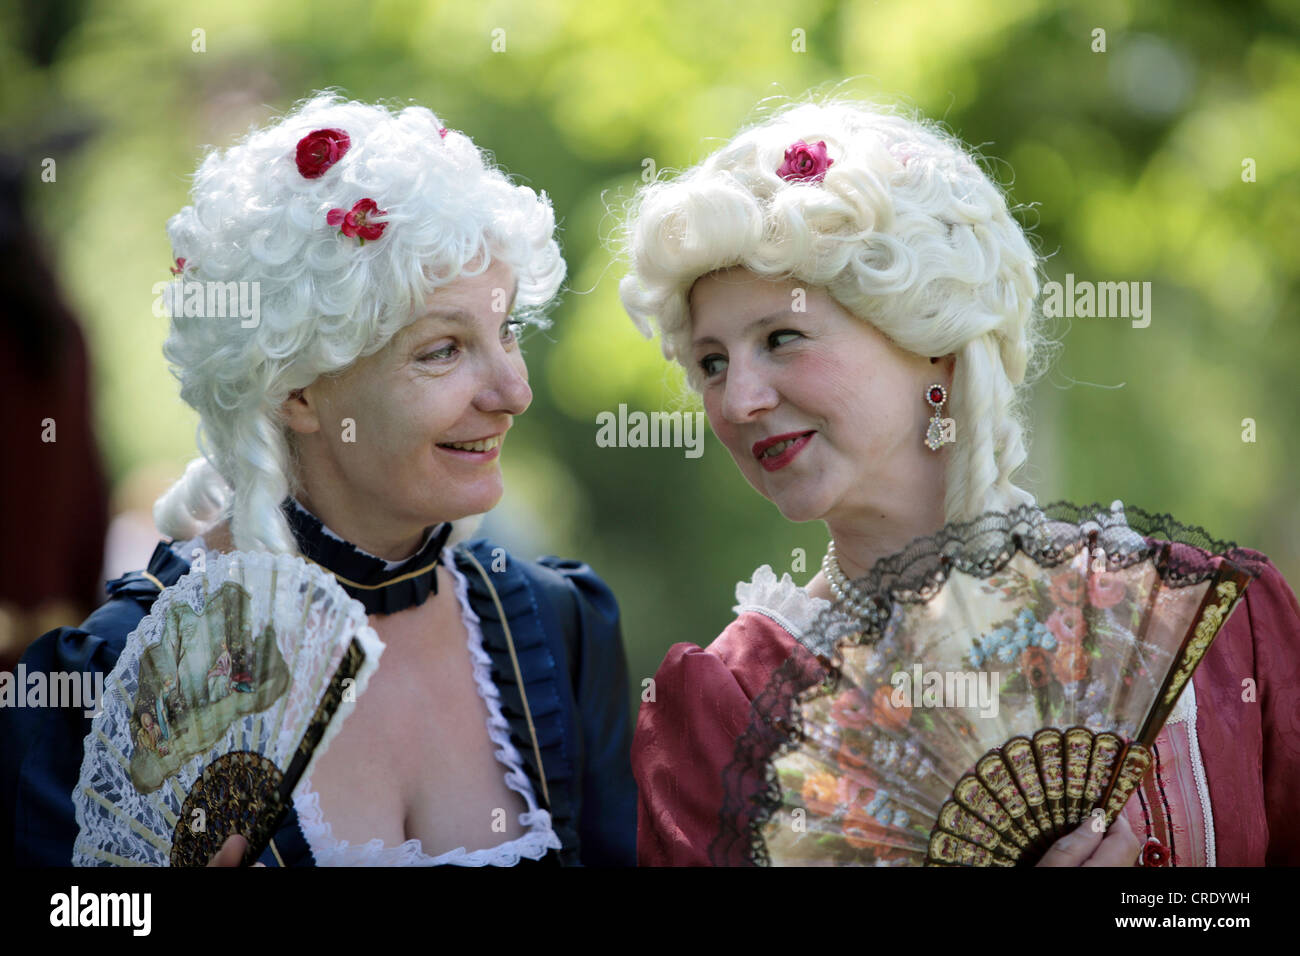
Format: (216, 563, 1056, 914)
(632, 641, 757, 866)
(1248, 560, 1300, 864)
(536, 557, 637, 866)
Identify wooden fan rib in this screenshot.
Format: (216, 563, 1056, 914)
(936, 801, 1020, 861)
(1101, 745, 1152, 825)
(1082, 732, 1123, 812)
(1001, 737, 1054, 833)
(952, 774, 1030, 850)
(167, 774, 187, 807)
(1136, 567, 1253, 747)
(149, 790, 180, 830)
(79, 844, 149, 867)
(975, 752, 1042, 844)
(926, 829, 1016, 866)
(1030, 728, 1068, 829)
(81, 785, 171, 852)
(92, 728, 131, 779)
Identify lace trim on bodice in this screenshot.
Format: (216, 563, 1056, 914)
(733, 564, 832, 642)
(1163, 676, 1217, 865)
(287, 546, 561, 866)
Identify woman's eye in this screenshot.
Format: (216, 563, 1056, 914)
(418, 343, 458, 362)
(698, 354, 727, 377)
(502, 319, 524, 344)
(769, 329, 802, 348)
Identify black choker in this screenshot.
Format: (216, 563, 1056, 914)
(282, 498, 453, 615)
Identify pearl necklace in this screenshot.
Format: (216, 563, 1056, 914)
(821, 540, 880, 619)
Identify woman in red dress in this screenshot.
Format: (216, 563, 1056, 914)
(618, 99, 1300, 866)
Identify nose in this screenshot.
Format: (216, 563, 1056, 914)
(475, 347, 532, 416)
(719, 357, 778, 423)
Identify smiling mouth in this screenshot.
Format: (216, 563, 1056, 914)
(753, 431, 816, 472)
(437, 434, 504, 453)
(753, 431, 815, 460)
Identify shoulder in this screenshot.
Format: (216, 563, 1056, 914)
(1223, 550, 1300, 680)
(452, 538, 620, 636)
(639, 611, 806, 741)
(1237, 550, 1300, 622)
(733, 563, 832, 642)
(639, 563, 824, 707)
(1206, 548, 1299, 650)
(17, 541, 190, 677)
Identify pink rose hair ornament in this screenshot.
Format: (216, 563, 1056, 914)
(776, 139, 834, 183)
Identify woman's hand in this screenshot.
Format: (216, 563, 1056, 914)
(206, 834, 267, 867)
(1036, 809, 1142, 867)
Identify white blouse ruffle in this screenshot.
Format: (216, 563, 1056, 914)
(732, 564, 832, 642)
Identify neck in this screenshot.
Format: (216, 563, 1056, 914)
(293, 487, 429, 563)
(824, 493, 946, 584)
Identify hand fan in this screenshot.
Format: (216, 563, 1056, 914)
(715, 501, 1265, 867)
(71, 549, 383, 866)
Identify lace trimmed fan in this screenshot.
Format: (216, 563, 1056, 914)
(716, 501, 1264, 867)
(72, 550, 382, 866)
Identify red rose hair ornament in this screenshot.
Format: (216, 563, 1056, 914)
(296, 128, 351, 179)
(326, 198, 388, 245)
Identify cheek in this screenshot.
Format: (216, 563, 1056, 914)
(358, 380, 446, 457)
(802, 354, 893, 427)
(781, 352, 861, 422)
(701, 392, 739, 452)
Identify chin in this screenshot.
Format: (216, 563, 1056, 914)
(760, 486, 829, 524)
(440, 494, 503, 525)
(773, 499, 827, 524)
(414, 478, 503, 527)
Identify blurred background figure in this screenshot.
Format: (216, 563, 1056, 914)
(0, 148, 109, 671)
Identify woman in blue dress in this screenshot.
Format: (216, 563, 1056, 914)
(0, 92, 636, 867)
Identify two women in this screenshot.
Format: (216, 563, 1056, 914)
(4, 91, 1295, 868)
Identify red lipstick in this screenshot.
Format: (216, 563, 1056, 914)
(752, 431, 815, 472)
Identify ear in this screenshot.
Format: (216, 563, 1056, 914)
(930, 353, 957, 385)
(280, 386, 322, 435)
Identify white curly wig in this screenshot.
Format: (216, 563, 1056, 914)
(154, 91, 565, 554)
(619, 98, 1053, 524)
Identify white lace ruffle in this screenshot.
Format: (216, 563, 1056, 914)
(292, 546, 561, 866)
(1164, 677, 1216, 865)
(733, 564, 832, 641)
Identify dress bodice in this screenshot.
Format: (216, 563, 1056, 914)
(291, 549, 561, 866)
(168, 536, 562, 867)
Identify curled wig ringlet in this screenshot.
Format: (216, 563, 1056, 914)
(154, 91, 565, 554)
(618, 98, 1056, 524)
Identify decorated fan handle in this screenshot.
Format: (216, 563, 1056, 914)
(241, 637, 368, 865)
(1133, 563, 1255, 748)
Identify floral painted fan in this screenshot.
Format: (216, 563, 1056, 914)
(715, 501, 1265, 867)
(72, 550, 383, 866)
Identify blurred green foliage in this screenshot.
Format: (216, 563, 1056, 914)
(3, 0, 1297, 701)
